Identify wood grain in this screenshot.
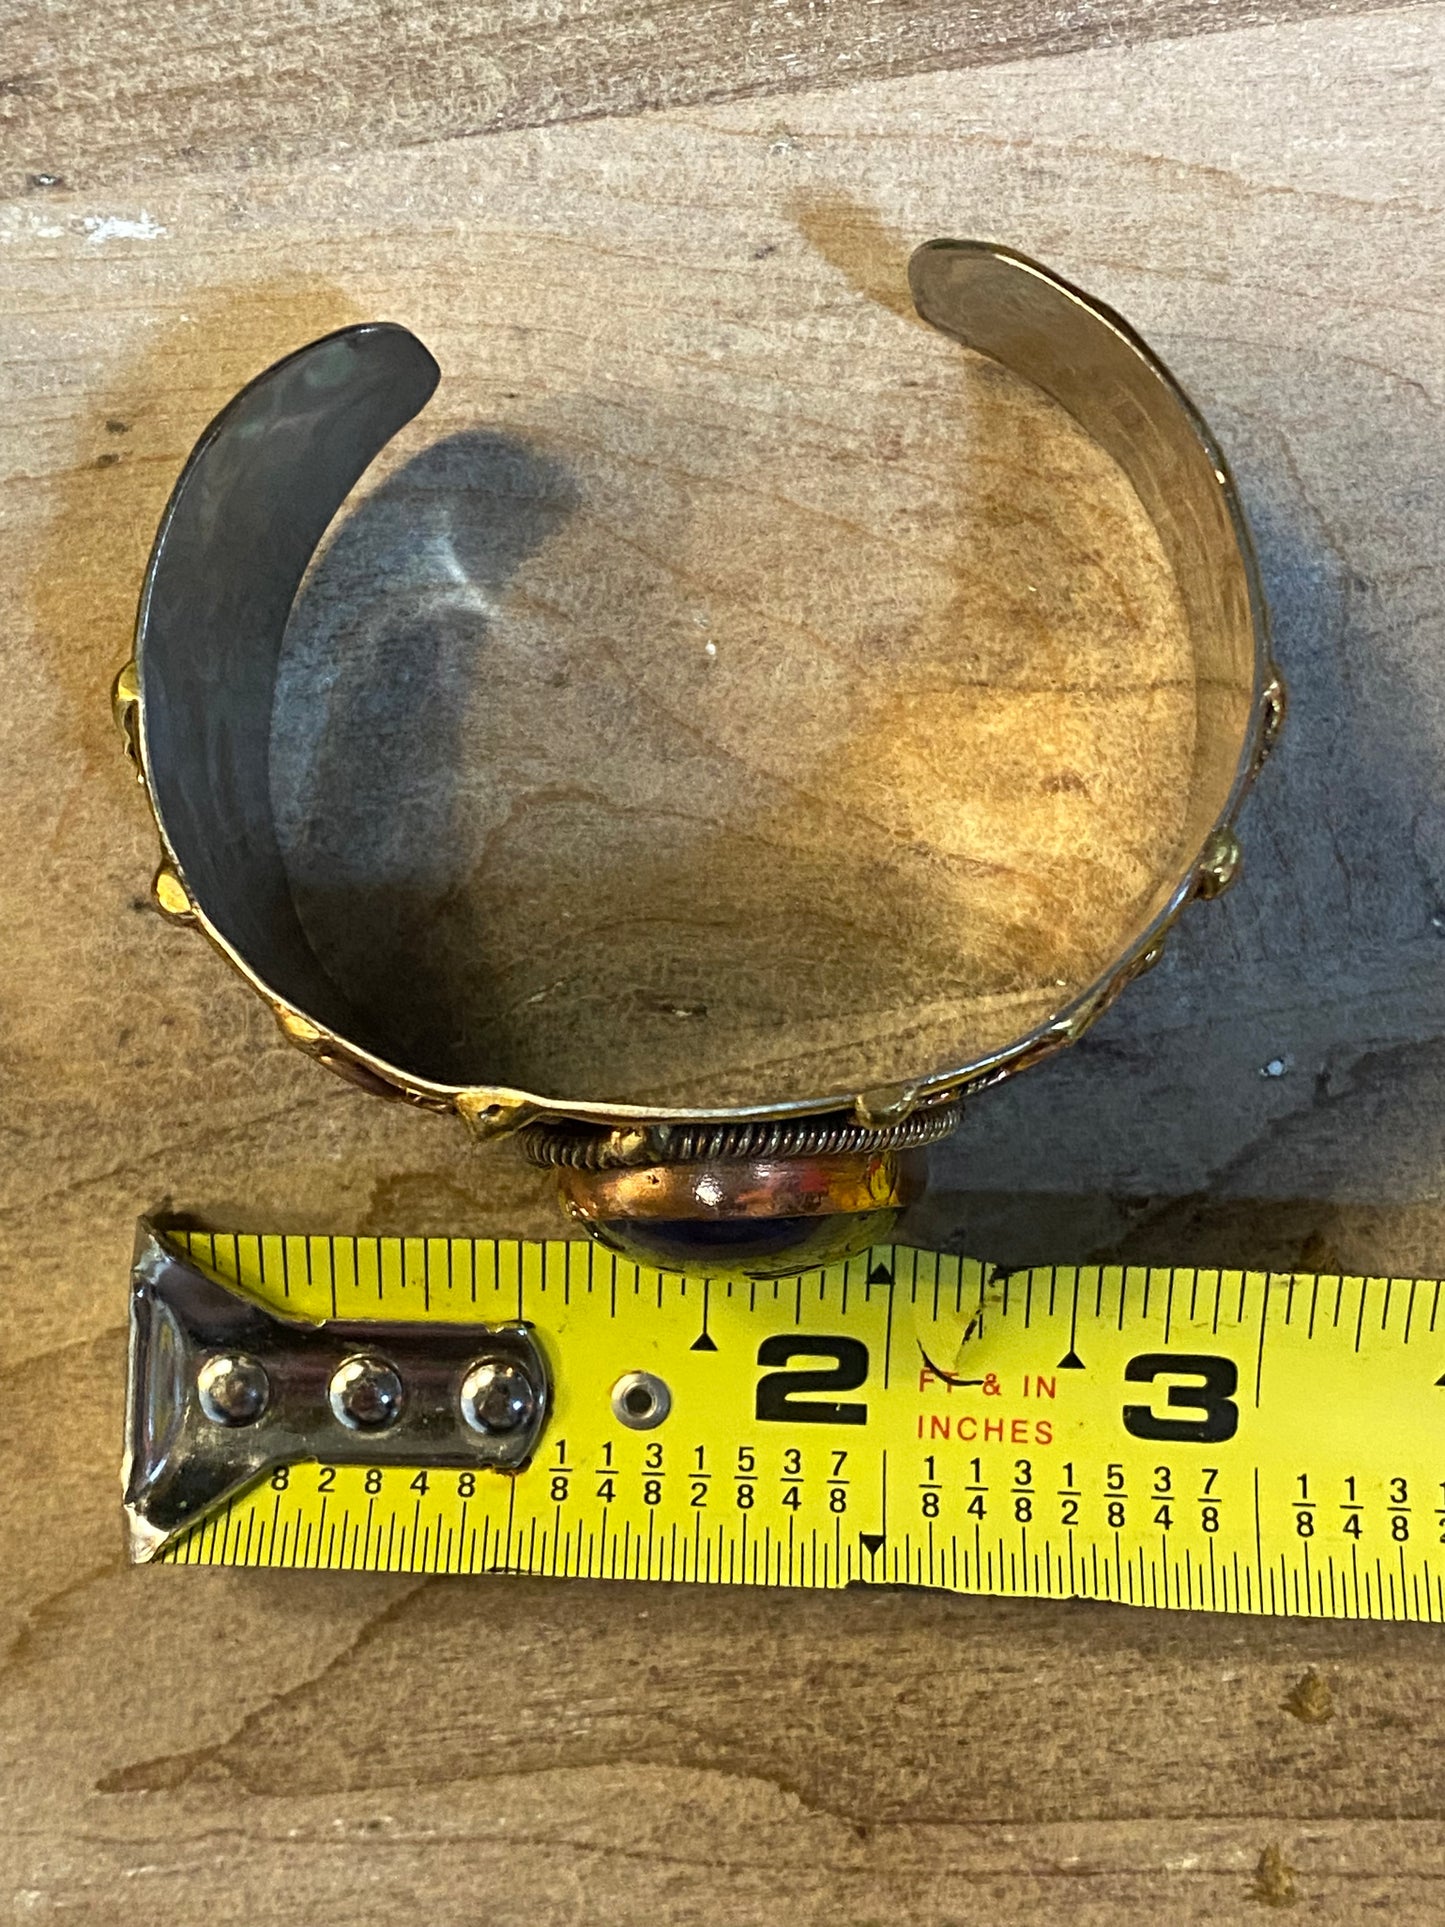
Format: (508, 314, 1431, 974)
(270, 250, 1197, 1108)
(3, 3, 1445, 1919)
(1, 0, 1430, 194)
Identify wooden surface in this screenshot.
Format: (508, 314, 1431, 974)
(1, 0, 1421, 189)
(269, 244, 1197, 1108)
(4, 0, 1445, 1918)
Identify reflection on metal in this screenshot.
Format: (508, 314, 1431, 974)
(610, 1371, 672, 1431)
(529, 1107, 949, 1273)
(116, 242, 1280, 1269)
(556, 1149, 919, 1277)
(327, 1354, 405, 1431)
(195, 1351, 270, 1427)
(123, 1220, 550, 1560)
(458, 1357, 541, 1438)
(1194, 826, 1244, 900)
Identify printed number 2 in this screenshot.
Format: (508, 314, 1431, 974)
(755, 1336, 869, 1426)
(1122, 1353, 1239, 1444)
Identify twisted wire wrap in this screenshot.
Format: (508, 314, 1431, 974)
(521, 1100, 964, 1171)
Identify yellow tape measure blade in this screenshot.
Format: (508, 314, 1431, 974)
(154, 1234, 1445, 1621)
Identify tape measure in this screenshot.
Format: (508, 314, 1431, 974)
(146, 1230, 1445, 1621)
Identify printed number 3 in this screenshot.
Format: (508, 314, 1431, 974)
(1122, 1353, 1239, 1444)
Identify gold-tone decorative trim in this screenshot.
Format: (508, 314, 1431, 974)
(118, 243, 1281, 1153)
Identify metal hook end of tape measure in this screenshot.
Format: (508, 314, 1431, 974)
(122, 1220, 551, 1562)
